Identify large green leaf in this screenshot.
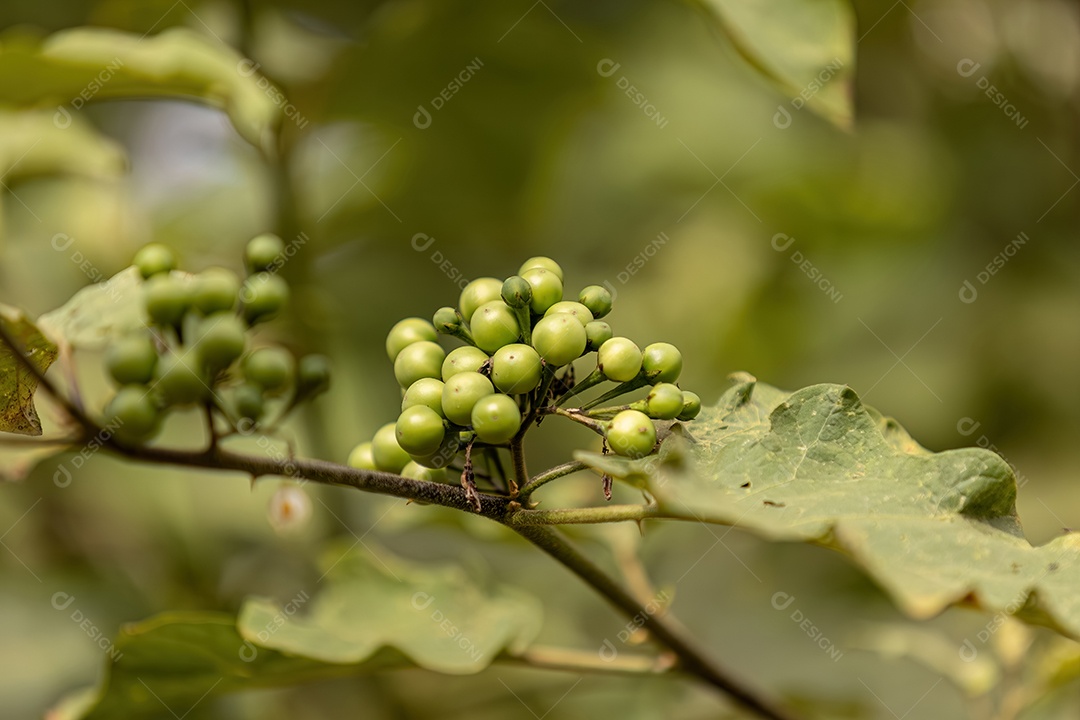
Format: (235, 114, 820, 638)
(37, 266, 145, 350)
(578, 378, 1080, 640)
(59, 546, 543, 718)
(0, 304, 57, 435)
(0, 110, 125, 183)
(694, 0, 855, 129)
(0, 26, 281, 151)
(238, 542, 543, 673)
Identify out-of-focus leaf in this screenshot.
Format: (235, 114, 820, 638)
(578, 378, 1080, 641)
(0, 26, 281, 151)
(0, 304, 57, 436)
(694, 0, 855, 128)
(0, 110, 125, 182)
(238, 542, 543, 673)
(37, 267, 144, 350)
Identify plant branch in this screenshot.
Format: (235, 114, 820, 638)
(518, 460, 590, 500)
(0, 326, 799, 720)
(502, 645, 677, 677)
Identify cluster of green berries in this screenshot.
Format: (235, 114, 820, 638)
(347, 256, 700, 487)
(100, 236, 329, 442)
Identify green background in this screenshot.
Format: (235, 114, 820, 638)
(1, 0, 1078, 717)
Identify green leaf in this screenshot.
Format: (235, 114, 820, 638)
(238, 542, 543, 674)
(0, 304, 58, 435)
(694, 0, 855, 129)
(0, 26, 281, 151)
(38, 266, 145, 350)
(0, 110, 125, 182)
(60, 612, 366, 720)
(578, 378, 1080, 641)
(59, 547, 543, 718)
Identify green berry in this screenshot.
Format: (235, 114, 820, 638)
(133, 243, 176, 279)
(531, 314, 587, 367)
(396, 405, 447, 456)
(409, 430, 460, 469)
(433, 306, 463, 335)
(401, 461, 448, 483)
(402, 377, 446, 416)
(192, 267, 240, 314)
(607, 410, 657, 458)
(442, 346, 489, 380)
(241, 272, 289, 324)
(104, 385, 161, 442)
(645, 383, 684, 419)
(544, 301, 593, 326)
(598, 337, 642, 382)
(144, 273, 191, 327)
(642, 343, 683, 383)
(578, 285, 613, 319)
(154, 353, 207, 405)
(470, 393, 522, 444)
(520, 267, 563, 315)
(372, 422, 411, 473)
(519, 256, 564, 282)
(394, 340, 445, 389)
(584, 321, 612, 352)
(245, 233, 285, 272)
(678, 391, 702, 421)
(242, 347, 294, 394)
(459, 277, 504, 322)
(470, 301, 519, 353)
(491, 343, 542, 394)
(347, 441, 377, 470)
(441, 371, 494, 426)
(194, 312, 247, 371)
(234, 383, 265, 422)
(385, 318, 438, 362)
(105, 333, 158, 386)
(501, 275, 533, 309)
(296, 354, 331, 398)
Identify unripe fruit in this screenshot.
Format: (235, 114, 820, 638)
(459, 278, 504, 322)
(470, 301, 519, 353)
(144, 274, 190, 327)
(154, 353, 207, 405)
(105, 333, 158, 386)
(532, 314, 587, 367)
(678, 391, 702, 421)
(396, 405, 447, 456)
(242, 347, 294, 394)
(241, 272, 289, 324)
(598, 337, 642, 382)
(296, 354, 331, 397)
(607, 410, 657, 458)
(578, 285, 613, 319)
(372, 422, 411, 473)
(645, 383, 684, 419)
(194, 312, 247, 370)
(442, 346, 489, 380)
(519, 256, 564, 282)
(432, 306, 464, 335)
(347, 441, 377, 470)
(409, 430, 460, 469)
(104, 385, 160, 441)
(642, 342, 683, 383)
(491, 344, 542, 394)
(442, 371, 494, 426)
(133, 243, 176, 279)
(401, 461, 448, 483)
(501, 276, 532, 309)
(234, 383, 265, 422)
(520, 267, 563, 315)
(584, 321, 612, 352)
(471, 393, 522, 444)
(393, 340, 445, 389)
(386, 318, 438, 362)
(192, 267, 240, 314)
(544, 301, 593, 326)
(402, 377, 446, 416)
(245, 233, 285, 272)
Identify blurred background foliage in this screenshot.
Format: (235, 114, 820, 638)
(2, 0, 1080, 718)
